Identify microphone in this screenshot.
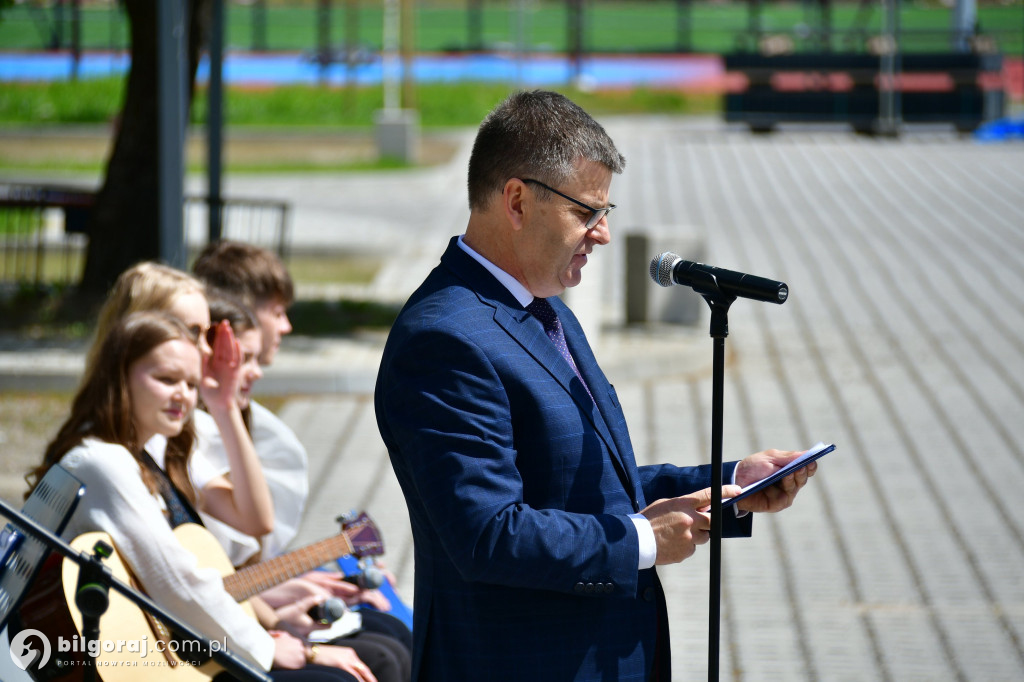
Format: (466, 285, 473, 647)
(308, 597, 347, 626)
(342, 564, 385, 590)
(649, 252, 788, 304)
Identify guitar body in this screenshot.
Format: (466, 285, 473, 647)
(60, 529, 235, 681)
(18, 514, 382, 682)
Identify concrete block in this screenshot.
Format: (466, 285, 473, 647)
(624, 229, 706, 326)
(560, 239, 605, 348)
(374, 108, 420, 163)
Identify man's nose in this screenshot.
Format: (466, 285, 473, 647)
(589, 218, 611, 245)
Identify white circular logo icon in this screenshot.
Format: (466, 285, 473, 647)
(9, 628, 51, 671)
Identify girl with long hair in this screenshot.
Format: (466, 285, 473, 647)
(27, 311, 372, 681)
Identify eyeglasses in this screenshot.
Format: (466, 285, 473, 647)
(521, 178, 616, 230)
(188, 323, 218, 349)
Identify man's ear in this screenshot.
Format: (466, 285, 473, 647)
(502, 178, 527, 232)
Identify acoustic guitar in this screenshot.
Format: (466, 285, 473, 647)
(16, 512, 384, 681)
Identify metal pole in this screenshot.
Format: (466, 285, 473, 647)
(878, 0, 902, 136)
(158, 0, 187, 270)
(516, 0, 528, 87)
(708, 334, 725, 682)
(676, 0, 692, 53)
(469, 0, 483, 51)
(383, 0, 400, 111)
(253, 0, 268, 51)
(821, 0, 832, 52)
(690, 275, 735, 682)
(400, 0, 416, 110)
(318, 0, 332, 82)
(345, 0, 359, 87)
(52, 0, 64, 50)
(567, 0, 583, 85)
(951, 0, 976, 52)
(71, 0, 82, 80)
(208, 0, 225, 244)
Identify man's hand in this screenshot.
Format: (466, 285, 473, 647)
(734, 449, 817, 513)
(642, 487, 741, 565)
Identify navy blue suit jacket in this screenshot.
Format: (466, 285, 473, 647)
(375, 237, 752, 681)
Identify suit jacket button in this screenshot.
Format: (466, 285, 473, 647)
(643, 587, 656, 602)
(585, 582, 595, 594)
(604, 583, 614, 593)
(574, 582, 585, 594)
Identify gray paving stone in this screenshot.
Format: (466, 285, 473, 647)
(5, 118, 1024, 680)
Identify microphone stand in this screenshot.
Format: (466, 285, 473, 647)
(688, 269, 736, 682)
(0, 497, 271, 682)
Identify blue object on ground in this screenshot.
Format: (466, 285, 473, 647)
(974, 117, 1024, 142)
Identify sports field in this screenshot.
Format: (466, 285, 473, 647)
(1, 0, 1021, 56)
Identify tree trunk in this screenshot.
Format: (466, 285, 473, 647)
(79, 0, 210, 294)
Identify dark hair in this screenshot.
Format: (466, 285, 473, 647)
(27, 311, 200, 504)
(207, 290, 259, 337)
(193, 240, 294, 309)
(206, 292, 259, 430)
(467, 90, 626, 211)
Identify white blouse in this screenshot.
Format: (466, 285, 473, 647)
(194, 402, 309, 565)
(58, 438, 275, 670)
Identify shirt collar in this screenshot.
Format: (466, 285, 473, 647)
(457, 234, 534, 308)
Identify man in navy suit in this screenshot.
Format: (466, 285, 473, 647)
(375, 90, 816, 681)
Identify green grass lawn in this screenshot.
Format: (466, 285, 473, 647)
(0, 79, 711, 129)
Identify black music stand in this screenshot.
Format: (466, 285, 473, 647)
(0, 464, 271, 682)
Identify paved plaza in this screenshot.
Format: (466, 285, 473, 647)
(275, 118, 1024, 681)
(3, 117, 1024, 680)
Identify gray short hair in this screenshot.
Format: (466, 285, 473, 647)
(467, 90, 626, 211)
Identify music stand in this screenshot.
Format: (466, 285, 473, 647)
(0, 464, 271, 682)
(0, 464, 84, 635)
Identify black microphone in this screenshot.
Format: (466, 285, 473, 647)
(342, 564, 385, 590)
(649, 252, 788, 304)
(308, 597, 347, 626)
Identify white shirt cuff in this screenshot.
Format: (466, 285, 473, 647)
(630, 513, 657, 570)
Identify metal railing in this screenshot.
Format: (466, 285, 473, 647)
(0, 184, 93, 288)
(0, 184, 290, 289)
(1, 1, 1020, 59)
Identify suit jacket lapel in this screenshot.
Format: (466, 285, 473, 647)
(441, 239, 640, 505)
(556, 301, 642, 505)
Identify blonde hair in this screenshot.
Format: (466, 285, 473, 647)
(86, 262, 206, 374)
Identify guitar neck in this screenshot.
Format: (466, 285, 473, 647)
(223, 533, 354, 601)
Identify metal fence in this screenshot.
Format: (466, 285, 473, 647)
(0, 184, 92, 288)
(0, 183, 289, 288)
(1, 1, 1021, 59)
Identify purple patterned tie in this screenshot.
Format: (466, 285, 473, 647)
(526, 297, 594, 402)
